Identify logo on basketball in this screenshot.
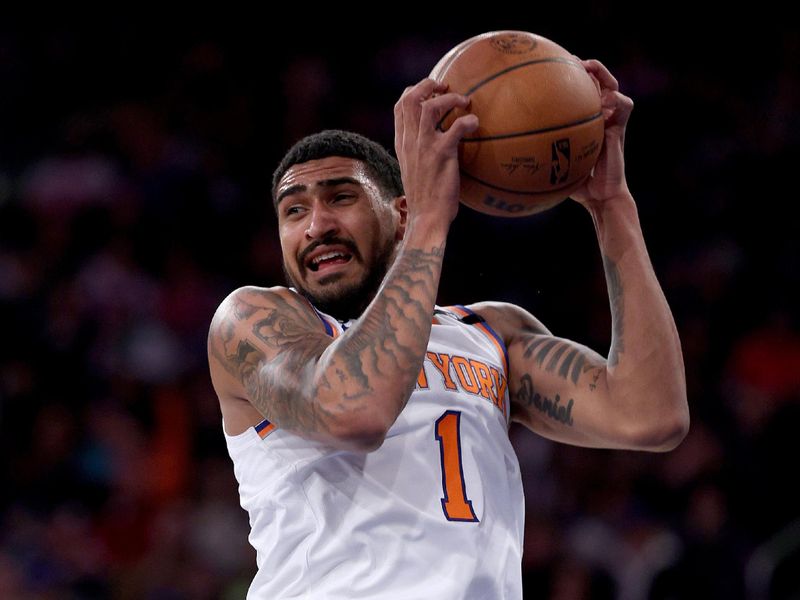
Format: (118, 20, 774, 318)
(577, 139, 600, 162)
(501, 156, 541, 176)
(489, 33, 537, 55)
(550, 139, 571, 185)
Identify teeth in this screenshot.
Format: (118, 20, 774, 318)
(312, 252, 346, 265)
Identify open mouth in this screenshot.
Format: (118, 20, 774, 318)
(307, 250, 353, 273)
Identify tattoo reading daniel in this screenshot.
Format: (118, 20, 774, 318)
(515, 373, 575, 426)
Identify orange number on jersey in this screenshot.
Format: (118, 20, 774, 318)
(435, 410, 479, 522)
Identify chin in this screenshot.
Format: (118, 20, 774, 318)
(303, 276, 371, 321)
(284, 241, 395, 322)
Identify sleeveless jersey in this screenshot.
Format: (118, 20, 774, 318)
(223, 301, 525, 599)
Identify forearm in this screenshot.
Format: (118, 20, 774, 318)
(313, 219, 447, 442)
(589, 194, 688, 442)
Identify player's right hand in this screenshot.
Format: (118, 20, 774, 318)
(569, 59, 634, 211)
(393, 78, 479, 230)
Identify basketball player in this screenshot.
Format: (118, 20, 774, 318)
(207, 59, 689, 598)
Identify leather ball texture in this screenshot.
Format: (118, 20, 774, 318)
(431, 31, 604, 217)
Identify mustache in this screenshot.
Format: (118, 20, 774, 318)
(298, 236, 360, 267)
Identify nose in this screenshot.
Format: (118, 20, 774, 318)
(305, 202, 339, 241)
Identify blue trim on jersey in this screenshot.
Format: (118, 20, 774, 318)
(313, 308, 335, 337)
(455, 304, 510, 373)
(254, 418, 272, 433)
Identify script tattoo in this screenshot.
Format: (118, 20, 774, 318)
(514, 374, 574, 426)
(603, 253, 624, 367)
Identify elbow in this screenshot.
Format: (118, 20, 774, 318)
(305, 372, 393, 453)
(322, 406, 393, 453)
(645, 415, 690, 452)
(343, 433, 388, 453)
(330, 422, 389, 453)
(623, 401, 690, 453)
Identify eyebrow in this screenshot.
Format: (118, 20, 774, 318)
(276, 176, 362, 206)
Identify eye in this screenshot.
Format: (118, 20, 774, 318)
(285, 205, 305, 217)
(333, 193, 355, 203)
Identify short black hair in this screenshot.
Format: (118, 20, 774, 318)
(271, 130, 403, 210)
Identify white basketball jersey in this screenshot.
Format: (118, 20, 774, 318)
(223, 301, 525, 599)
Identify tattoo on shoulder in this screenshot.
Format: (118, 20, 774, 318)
(514, 374, 575, 426)
(252, 309, 316, 349)
(208, 289, 335, 434)
(232, 295, 262, 320)
(230, 340, 260, 381)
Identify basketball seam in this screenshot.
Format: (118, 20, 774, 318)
(460, 170, 589, 196)
(461, 112, 603, 142)
(435, 57, 594, 133)
(463, 56, 581, 95)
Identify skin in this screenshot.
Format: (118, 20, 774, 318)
(276, 159, 400, 320)
(207, 60, 689, 453)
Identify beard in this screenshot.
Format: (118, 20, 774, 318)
(283, 236, 396, 322)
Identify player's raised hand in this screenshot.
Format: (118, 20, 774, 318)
(394, 78, 479, 229)
(570, 59, 634, 210)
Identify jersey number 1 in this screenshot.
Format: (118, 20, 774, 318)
(435, 410, 479, 522)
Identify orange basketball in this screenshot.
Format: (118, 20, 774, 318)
(430, 31, 604, 217)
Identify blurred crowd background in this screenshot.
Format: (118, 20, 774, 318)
(1, 12, 798, 600)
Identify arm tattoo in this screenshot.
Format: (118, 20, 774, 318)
(513, 374, 575, 426)
(603, 253, 625, 367)
(233, 296, 262, 320)
(232, 340, 260, 381)
(333, 244, 445, 400)
(252, 309, 318, 349)
(520, 334, 602, 387)
(210, 290, 336, 435)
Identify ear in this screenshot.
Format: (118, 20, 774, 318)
(393, 195, 408, 241)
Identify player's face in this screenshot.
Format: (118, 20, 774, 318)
(276, 156, 404, 319)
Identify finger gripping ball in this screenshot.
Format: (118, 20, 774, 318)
(430, 31, 604, 217)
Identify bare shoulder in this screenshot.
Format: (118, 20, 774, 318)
(208, 285, 326, 388)
(210, 285, 316, 330)
(464, 300, 553, 345)
(207, 285, 334, 434)
(208, 284, 327, 364)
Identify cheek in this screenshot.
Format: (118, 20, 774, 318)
(377, 202, 400, 236)
(363, 225, 385, 261)
(367, 206, 391, 237)
(279, 229, 302, 269)
(375, 213, 398, 252)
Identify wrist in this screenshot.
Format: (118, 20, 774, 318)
(587, 192, 644, 261)
(405, 214, 450, 244)
(584, 189, 636, 217)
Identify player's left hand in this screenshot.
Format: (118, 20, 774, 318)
(569, 59, 634, 210)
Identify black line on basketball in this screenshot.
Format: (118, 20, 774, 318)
(435, 59, 591, 133)
(463, 57, 580, 96)
(460, 170, 589, 195)
(461, 112, 603, 142)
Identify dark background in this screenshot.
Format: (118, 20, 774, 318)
(1, 12, 798, 599)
